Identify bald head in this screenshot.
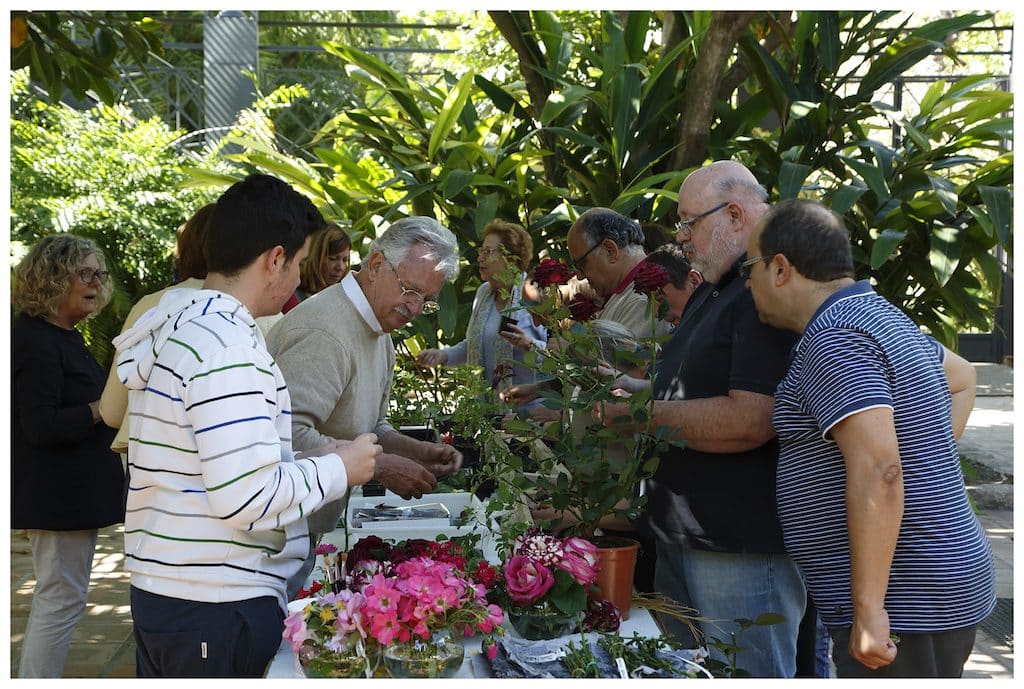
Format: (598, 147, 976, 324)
(676, 160, 771, 282)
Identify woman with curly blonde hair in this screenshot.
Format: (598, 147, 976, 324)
(12, 233, 125, 678)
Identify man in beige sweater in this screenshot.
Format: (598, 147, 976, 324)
(266, 217, 463, 548)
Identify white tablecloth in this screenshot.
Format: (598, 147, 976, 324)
(266, 605, 662, 678)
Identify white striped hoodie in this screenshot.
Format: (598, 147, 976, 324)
(115, 289, 350, 611)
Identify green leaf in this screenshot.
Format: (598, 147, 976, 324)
(929, 225, 963, 287)
(978, 186, 1011, 246)
(827, 184, 866, 215)
(870, 229, 907, 269)
(927, 175, 958, 217)
(437, 282, 459, 338)
(428, 71, 475, 162)
(778, 161, 811, 200)
(840, 154, 890, 203)
(474, 193, 500, 239)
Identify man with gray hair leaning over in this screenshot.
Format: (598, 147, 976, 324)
(267, 217, 464, 590)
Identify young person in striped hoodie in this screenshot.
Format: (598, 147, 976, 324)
(113, 174, 380, 677)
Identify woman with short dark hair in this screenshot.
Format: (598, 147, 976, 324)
(12, 233, 125, 678)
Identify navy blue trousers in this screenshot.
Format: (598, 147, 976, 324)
(130, 585, 283, 677)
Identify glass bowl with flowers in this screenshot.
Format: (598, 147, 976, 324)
(491, 527, 614, 640)
(345, 536, 504, 678)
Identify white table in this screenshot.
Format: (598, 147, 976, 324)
(266, 605, 662, 678)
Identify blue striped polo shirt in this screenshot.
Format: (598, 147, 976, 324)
(772, 280, 995, 631)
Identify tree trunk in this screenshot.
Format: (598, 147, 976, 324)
(670, 12, 758, 172)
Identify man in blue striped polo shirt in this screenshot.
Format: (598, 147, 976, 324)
(745, 198, 995, 677)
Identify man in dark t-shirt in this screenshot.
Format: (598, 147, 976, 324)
(597, 161, 806, 677)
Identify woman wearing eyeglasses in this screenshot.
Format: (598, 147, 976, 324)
(11, 234, 126, 677)
(417, 220, 547, 402)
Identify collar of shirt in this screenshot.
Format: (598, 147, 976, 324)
(342, 270, 385, 336)
(609, 258, 650, 297)
(806, 278, 874, 329)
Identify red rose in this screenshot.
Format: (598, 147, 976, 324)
(491, 363, 514, 388)
(533, 258, 574, 287)
(475, 560, 497, 589)
(567, 294, 602, 322)
(632, 260, 670, 295)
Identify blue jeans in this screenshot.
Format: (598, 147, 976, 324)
(655, 541, 806, 678)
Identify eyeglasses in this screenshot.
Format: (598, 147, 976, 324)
(382, 255, 439, 315)
(77, 268, 110, 285)
(570, 242, 602, 273)
(738, 254, 774, 279)
(674, 202, 729, 234)
(478, 246, 503, 259)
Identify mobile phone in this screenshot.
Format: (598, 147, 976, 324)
(499, 315, 516, 333)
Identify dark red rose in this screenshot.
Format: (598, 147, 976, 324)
(475, 560, 497, 589)
(583, 598, 621, 632)
(567, 293, 602, 322)
(533, 258, 574, 287)
(346, 535, 390, 568)
(632, 260, 670, 296)
(491, 363, 514, 388)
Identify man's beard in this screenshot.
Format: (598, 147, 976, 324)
(688, 230, 740, 277)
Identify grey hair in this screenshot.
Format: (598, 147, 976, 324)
(574, 207, 644, 250)
(713, 174, 769, 204)
(369, 216, 460, 281)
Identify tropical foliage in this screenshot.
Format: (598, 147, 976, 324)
(192, 10, 1010, 349)
(9, 69, 222, 366)
(10, 10, 1013, 353)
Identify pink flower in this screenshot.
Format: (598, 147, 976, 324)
(503, 555, 555, 606)
(563, 537, 599, 568)
(516, 532, 565, 567)
(483, 638, 498, 660)
(557, 552, 598, 587)
(314, 543, 338, 556)
(282, 610, 309, 653)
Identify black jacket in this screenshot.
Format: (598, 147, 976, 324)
(12, 314, 125, 530)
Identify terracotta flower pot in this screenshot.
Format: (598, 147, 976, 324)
(592, 536, 640, 620)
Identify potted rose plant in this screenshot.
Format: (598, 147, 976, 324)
(496, 258, 679, 618)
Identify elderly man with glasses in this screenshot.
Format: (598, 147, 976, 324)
(597, 160, 812, 677)
(566, 207, 673, 339)
(266, 216, 464, 593)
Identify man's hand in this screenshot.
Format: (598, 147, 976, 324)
(849, 608, 898, 670)
(419, 442, 463, 477)
(591, 400, 641, 430)
(417, 348, 447, 367)
(337, 433, 381, 486)
(374, 453, 437, 499)
(501, 382, 540, 406)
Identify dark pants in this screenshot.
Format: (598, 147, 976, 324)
(130, 586, 284, 678)
(829, 624, 977, 678)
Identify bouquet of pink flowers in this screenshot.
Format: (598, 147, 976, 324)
(494, 528, 609, 639)
(284, 537, 505, 674)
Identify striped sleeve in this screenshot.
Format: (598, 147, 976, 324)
(800, 328, 894, 440)
(183, 344, 348, 531)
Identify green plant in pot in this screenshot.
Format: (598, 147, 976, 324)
(499, 260, 680, 618)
